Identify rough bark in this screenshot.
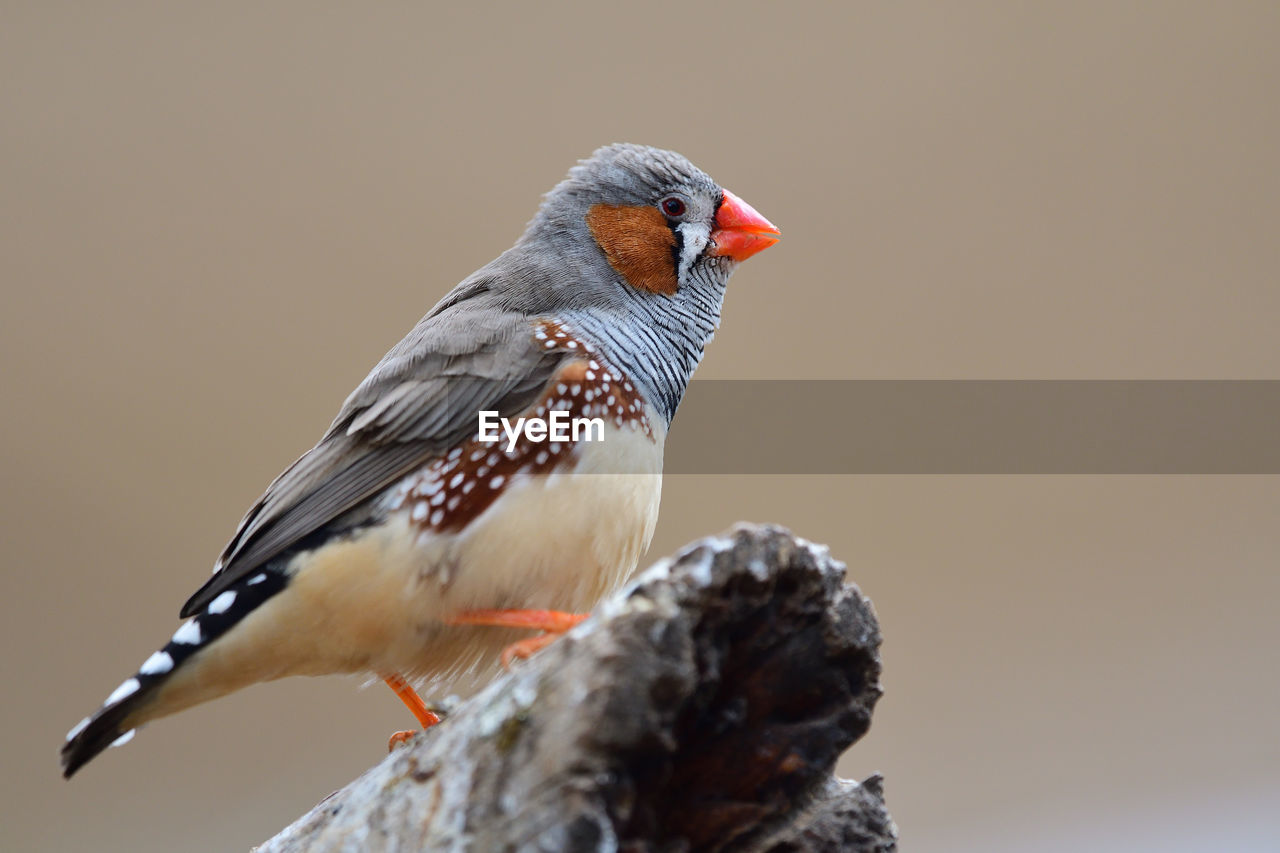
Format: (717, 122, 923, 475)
(257, 524, 895, 852)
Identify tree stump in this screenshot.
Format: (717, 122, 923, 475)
(257, 524, 895, 852)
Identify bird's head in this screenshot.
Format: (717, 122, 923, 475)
(520, 143, 779, 309)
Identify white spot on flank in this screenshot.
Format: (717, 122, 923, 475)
(106, 678, 140, 706)
(556, 383, 568, 395)
(247, 573, 267, 585)
(462, 481, 474, 493)
(412, 502, 429, 522)
(490, 475, 505, 489)
(110, 729, 136, 748)
(447, 447, 462, 460)
(449, 473, 464, 489)
(430, 509, 444, 526)
(139, 650, 174, 676)
(208, 591, 237, 615)
(66, 716, 91, 742)
(172, 620, 202, 645)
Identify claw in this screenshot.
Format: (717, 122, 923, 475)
(387, 730, 417, 751)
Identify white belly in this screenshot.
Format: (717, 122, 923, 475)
(442, 431, 665, 612)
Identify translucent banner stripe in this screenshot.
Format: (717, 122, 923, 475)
(659, 381, 1280, 474)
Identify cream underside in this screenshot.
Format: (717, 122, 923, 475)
(138, 417, 665, 725)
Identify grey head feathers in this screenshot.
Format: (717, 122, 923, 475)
(533, 143, 722, 221)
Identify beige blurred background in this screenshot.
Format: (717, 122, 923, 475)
(3, 2, 1278, 850)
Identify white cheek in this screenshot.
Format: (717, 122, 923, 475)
(676, 222, 711, 281)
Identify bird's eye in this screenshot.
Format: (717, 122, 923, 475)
(660, 196, 687, 218)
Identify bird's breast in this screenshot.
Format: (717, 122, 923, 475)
(385, 408, 666, 610)
(442, 416, 665, 608)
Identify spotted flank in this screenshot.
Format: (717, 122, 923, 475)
(60, 570, 288, 778)
(384, 319, 655, 536)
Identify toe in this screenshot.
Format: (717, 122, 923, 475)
(387, 730, 417, 752)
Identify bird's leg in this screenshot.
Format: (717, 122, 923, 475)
(448, 608, 587, 632)
(382, 672, 442, 751)
(447, 609, 588, 668)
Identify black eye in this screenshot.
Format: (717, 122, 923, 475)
(660, 196, 687, 218)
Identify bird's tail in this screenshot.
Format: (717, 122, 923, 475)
(60, 569, 288, 778)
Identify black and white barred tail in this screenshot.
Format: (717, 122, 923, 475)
(60, 570, 287, 778)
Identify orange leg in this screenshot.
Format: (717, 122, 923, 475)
(382, 672, 442, 751)
(447, 608, 588, 668)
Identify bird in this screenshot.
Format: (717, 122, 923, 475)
(60, 143, 779, 778)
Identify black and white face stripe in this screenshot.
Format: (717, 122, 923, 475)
(674, 221, 712, 283)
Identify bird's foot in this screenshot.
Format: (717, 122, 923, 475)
(447, 608, 588, 669)
(498, 631, 562, 668)
(382, 672, 443, 751)
(387, 730, 417, 751)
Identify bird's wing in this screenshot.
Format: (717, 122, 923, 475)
(179, 292, 567, 617)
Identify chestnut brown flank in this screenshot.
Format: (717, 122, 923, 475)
(585, 204, 678, 296)
(391, 321, 655, 536)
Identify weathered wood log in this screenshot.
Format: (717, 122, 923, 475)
(257, 525, 894, 852)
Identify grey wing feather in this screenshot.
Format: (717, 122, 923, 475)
(180, 290, 565, 617)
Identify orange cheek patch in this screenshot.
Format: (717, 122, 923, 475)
(585, 204, 678, 296)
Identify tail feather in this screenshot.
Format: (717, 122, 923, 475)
(61, 569, 288, 778)
(60, 677, 155, 778)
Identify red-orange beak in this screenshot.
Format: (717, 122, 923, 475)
(710, 188, 780, 262)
